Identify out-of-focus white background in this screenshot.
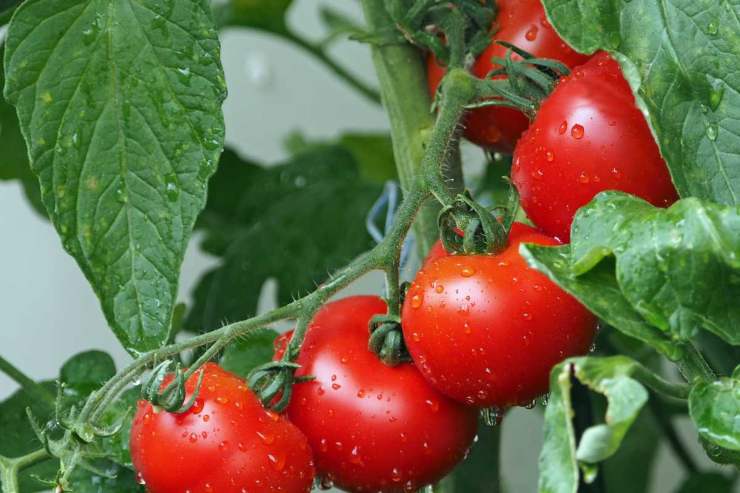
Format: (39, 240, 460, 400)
(0, 1, 730, 491)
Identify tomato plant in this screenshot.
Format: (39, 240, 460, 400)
(512, 51, 679, 241)
(130, 363, 314, 493)
(0, 0, 738, 492)
(402, 223, 597, 407)
(282, 296, 478, 492)
(427, 0, 589, 152)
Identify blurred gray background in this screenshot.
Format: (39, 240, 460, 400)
(0, 1, 730, 491)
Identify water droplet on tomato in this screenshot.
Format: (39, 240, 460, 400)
(477, 389, 489, 401)
(463, 322, 472, 335)
(578, 171, 590, 184)
(350, 445, 364, 465)
(461, 266, 476, 277)
(136, 472, 146, 485)
(410, 294, 423, 308)
(332, 383, 342, 390)
(215, 396, 229, 404)
(525, 25, 538, 41)
(558, 121, 568, 134)
(411, 332, 421, 342)
(435, 284, 444, 293)
(188, 432, 198, 443)
(268, 452, 286, 471)
(610, 167, 622, 179)
(256, 431, 275, 445)
(425, 399, 440, 412)
(391, 468, 403, 482)
(545, 150, 554, 162)
(571, 124, 585, 139)
(320, 438, 328, 452)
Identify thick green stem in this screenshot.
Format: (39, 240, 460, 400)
(0, 355, 54, 406)
(633, 364, 691, 400)
(361, 2, 465, 257)
(675, 343, 715, 384)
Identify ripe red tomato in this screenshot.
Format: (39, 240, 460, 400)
(512, 51, 678, 241)
(402, 223, 597, 408)
(427, 0, 589, 152)
(130, 362, 314, 493)
(283, 296, 478, 492)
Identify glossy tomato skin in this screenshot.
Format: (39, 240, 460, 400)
(130, 363, 314, 493)
(402, 223, 597, 408)
(512, 51, 678, 241)
(427, 0, 589, 152)
(284, 296, 478, 492)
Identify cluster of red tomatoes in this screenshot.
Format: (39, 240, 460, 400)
(130, 0, 678, 491)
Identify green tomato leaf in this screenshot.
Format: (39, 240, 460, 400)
(3, 0, 227, 353)
(221, 329, 279, 379)
(185, 145, 381, 331)
(441, 420, 500, 492)
(0, 46, 45, 216)
(96, 387, 140, 467)
(542, 0, 740, 205)
(539, 356, 649, 493)
(69, 464, 143, 493)
(0, 352, 137, 490)
(284, 132, 397, 185)
(60, 350, 116, 398)
(520, 245, 681, 359)
(674, 472, 736, 493)
(221, 0, 292, 33)
(689, 375, 740, 452)
(522, 192, 740, 351)
(0, 382, 58, 492)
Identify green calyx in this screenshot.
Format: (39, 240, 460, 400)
(140, 361, 205, 414)
(247, 360, 312, 412)
(438, 191, 513, 255)
(368, 313, 411, 367)
(470, 42, 571, 117)
(385, 0, 496, 68)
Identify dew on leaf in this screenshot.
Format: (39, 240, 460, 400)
(706, 20, 719, 36)
(708, 82, 725, 111)
(164, 174, 179, 202)
(706, 124, 718, 141)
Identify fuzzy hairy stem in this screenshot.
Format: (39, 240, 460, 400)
(361, 2, 466, 257)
